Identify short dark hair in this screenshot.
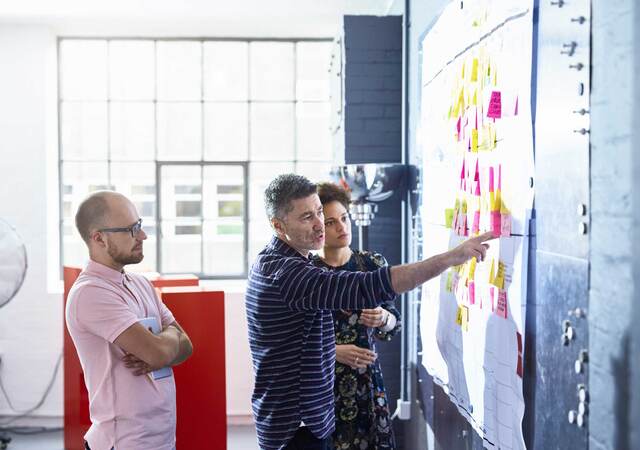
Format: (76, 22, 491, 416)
(317, 182, 351, 210)
(264, 174, 317, 220)
(75, 191, 112, 243)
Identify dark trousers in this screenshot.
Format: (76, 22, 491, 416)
(283, 427, 333, 450)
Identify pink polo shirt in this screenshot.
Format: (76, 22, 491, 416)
(66, 260, 177, 450)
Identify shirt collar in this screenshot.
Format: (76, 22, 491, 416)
(267, 236, 310, 259)
(85, 260, 128, 285)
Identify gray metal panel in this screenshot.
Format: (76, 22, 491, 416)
(525, 251, 589, 450)
(534, 0, 591, 259)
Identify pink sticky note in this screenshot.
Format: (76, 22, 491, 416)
(468, 281, 476, 305)
(487, 91, 502, 119)
(500, 213, 511, 236)
(490, 211, 501, 237)
(456, 116, 462, 140)
(472, 210, 480, 234)
(514, 96, 519, 116)
(496, 290, 508, 319)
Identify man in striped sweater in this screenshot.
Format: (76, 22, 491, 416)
(246, 174, 493, 450)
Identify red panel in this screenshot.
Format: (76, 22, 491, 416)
(63, 266, 88, 450)
(160, 287, 227, 450)
(149, 274, 199, 288)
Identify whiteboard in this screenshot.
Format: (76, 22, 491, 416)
(418, 1, 534, 449)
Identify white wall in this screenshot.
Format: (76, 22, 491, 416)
(0, 24, 62, 422)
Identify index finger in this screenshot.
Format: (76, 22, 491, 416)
(473, 231, 497, 243)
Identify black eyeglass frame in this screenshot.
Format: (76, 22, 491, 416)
(97, 219, 143, 238)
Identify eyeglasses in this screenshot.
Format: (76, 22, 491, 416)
(98, 219, 143, 238)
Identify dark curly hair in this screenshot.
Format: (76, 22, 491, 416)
(264, 174, 317, 220)
(316, 182, 351, 210)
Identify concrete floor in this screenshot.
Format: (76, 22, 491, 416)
(2, 425, 259, 450)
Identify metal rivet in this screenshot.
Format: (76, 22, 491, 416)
(566, 326, 575, 341)
(573, 128, 589, 135)
(578, 222, 588, 235)
(578, 83, 585, 96)
(578, 402, 588, 415)
(562, 320, 571, 332)
(578, 386, 589, 403)
(568, 410, 577, 424)
(579, 349, 589, 363)
(577, 204, 587, 216)
(462, 430, 468, 438)
(551, 0, 565, 6)
(561, 41, 577, 56)
(571, 16, 587, 24)
(562, 334, 570, 346)
(577, 413, 586, 428)
(569, 63, 584, 71)
(575, 359, 583, 374)
(529, 177, 534, 188)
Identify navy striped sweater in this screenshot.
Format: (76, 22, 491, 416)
(245, 237, 397, 450)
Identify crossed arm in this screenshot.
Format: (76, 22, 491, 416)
(114, 320, 193, 375)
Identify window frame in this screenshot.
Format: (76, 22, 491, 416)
(57, 36, 332, 280)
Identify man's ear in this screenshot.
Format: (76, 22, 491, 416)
(270, 217, 285, 237)
(90, 230, 106, 248)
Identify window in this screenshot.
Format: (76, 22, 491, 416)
(59, 38, 333, 278)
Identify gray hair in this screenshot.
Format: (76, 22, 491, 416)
(264, 174, 317, 220)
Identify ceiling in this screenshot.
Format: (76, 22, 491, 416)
(0, 0, 400, 37)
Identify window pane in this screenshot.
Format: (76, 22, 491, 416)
(157, 103, 202, 160)
(204, 220, 244, 275)
(218, 185, 243, 194)
(156, 41, 202, 101)
(161, 220, 201, 273)
(160, 165, 202, 220)
(296, 102, 331, 161)
(176, 201, 202, 217)
(63, 162, 110, 199)
(202, 165, 244, 220)
(296, 42, 331, 101)
(218, 200, 243, 217)
(60, 40, 107, 100)
(203, 41, 248, 101)
(110, 162, 156, 219)
(250, 103, 294, 161)
(175, 185, 202, 195)
(61, 102, 108, 160)
(110, 102, 155, 161)
(109, 40, 155, 100)
(250, 42, 294, 101)
(175, 224, 202, 235)
(295, 162, 333, 183)
(204, 102, 248, 161)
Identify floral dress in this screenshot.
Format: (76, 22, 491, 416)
(312, 250, 401, 450)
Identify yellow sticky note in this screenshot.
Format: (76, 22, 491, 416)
(446, 270, 454, 292)
(471, 58, 479, 82)
(488, 258, 496, 284)
(468, 257, 477, 280)
(494, 261, 505, 289)
(456, 304, 469, 330)
(471, 129, 479, 152)
(456, 305, 463, 325)
(445, 208, 454, 228)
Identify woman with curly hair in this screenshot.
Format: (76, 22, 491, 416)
(312, 182, 401, 450)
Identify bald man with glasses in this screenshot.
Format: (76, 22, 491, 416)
(66, 191, 193, 450)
